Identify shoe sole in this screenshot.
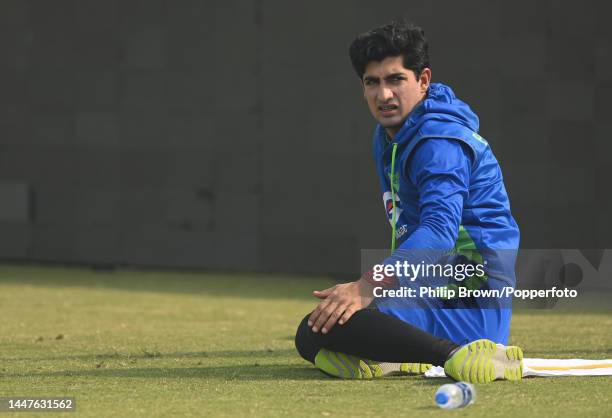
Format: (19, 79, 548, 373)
(444, 339, 523, 383)
(400, 362, 433, 375)
(314, 349, 432, 379)
(315, 349, 380, 379)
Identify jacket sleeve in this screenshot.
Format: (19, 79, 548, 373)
(380, 138, 472, 283)
(401, 138, 472, 250)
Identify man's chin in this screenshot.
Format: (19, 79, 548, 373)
(378, 118, 404, 132)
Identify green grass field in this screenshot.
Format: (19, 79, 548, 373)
(1, 265, 611, 417)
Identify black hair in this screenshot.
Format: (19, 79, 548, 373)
(349, 19, 430, 80)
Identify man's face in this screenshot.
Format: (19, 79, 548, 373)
(362, 55, 430, 138)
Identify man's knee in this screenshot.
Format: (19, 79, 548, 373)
(294, 313, 319, 364)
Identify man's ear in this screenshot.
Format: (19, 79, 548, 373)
(419, 68, 432, 92)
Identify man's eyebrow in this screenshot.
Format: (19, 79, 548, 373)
(363, 73, 408, 82)
(384, 73, 407, 80)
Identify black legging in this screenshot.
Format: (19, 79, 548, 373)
(294, 308, 458, 366)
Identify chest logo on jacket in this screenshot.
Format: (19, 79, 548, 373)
(383, 169, 408, 239)
(382, 190, 408, 240)
(383, 190, 402, 224)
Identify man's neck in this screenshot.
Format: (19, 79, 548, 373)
(385, 127, 399, 141)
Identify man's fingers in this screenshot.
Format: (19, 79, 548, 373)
(308, 298, 330, 327)
(338, 306, 357, 325)
(312, 302, 338, 333)
(308, 307, 320, 328)
(321, 305, 347, 334)
(312, 286, 335, 299)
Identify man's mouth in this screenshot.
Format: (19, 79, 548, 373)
(378, 104, 398, 116)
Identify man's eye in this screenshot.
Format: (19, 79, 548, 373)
(391, 76, 404, 83)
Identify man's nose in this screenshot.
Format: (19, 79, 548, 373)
(377, 86, 394, 102)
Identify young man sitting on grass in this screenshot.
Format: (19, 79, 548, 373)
(295, 20, 523, 383)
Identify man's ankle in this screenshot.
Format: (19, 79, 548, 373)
(445, 345, 461, 362)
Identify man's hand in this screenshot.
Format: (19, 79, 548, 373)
(308, 278, 375, 334)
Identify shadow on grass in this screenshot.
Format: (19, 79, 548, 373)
(7, 364, 458, 383)
(5, 347, 458, 383)
(0, 264, 339, 300)
(7, 364, 334, 381)
(11, 349, 298, 362)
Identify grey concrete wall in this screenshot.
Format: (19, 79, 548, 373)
(0, 0, 611, 275)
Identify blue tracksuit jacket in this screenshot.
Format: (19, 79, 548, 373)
(372, 83, 520, 344)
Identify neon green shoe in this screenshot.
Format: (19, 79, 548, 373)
(314, 348, 432, 379)
(443, 339, 523, 383)
(400, 362, 434, 375)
